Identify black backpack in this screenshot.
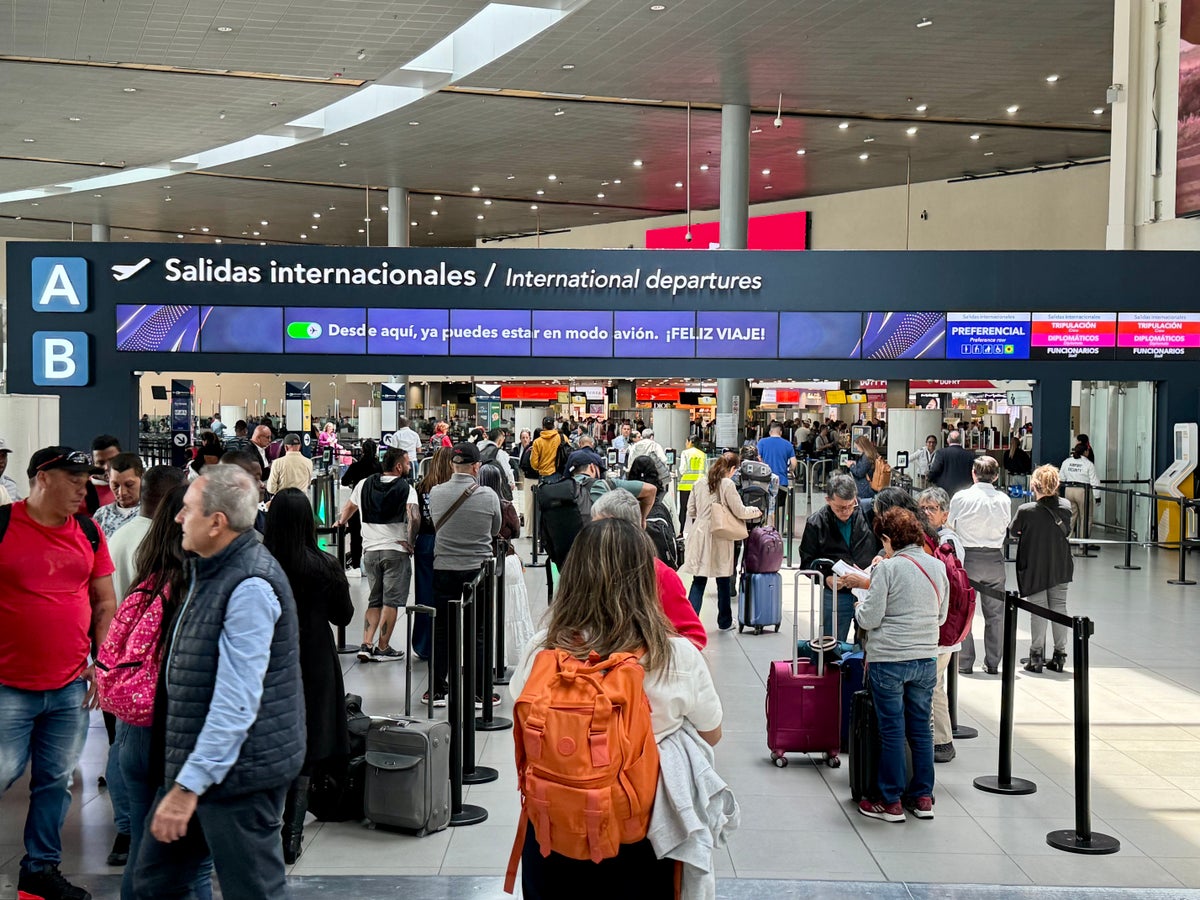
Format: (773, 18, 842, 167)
(553, 436, 571, 475)
(308, 693, 370, 822)
(0, 504, 100, 551)
(737, 461, 773, 524)
(645, 500, 684, 570)
(478, 444, 513, 502)
(359, 475, 410, 524)
(536, 474, 611, 568)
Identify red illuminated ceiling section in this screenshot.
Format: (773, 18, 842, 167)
(645, 211, 809, 250)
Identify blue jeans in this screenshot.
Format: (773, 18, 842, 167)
(868, 659, 937, 804)
(132, 783, 289, 900)
(688, 576, 732, 629)
(104, 713, 131, 835)
(116, 721, 212, 900)
(822, 589, 856, 643)
(0, 678, 89, 874)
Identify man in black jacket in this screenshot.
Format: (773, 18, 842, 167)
(929, 430, 976, 496)
(799, 473, 879, 642)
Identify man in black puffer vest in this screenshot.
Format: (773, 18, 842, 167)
(131, 465, 304, 900)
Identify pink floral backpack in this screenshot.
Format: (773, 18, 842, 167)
(96, 580, 167, 727)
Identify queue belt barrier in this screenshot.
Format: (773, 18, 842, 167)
(447, 564, 492, 827)
(970, 584, 1120, 855)
(476, 546, 512, 733)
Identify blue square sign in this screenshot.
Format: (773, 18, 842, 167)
(31, 257, 88, 312)
(32, 332, 89, 386)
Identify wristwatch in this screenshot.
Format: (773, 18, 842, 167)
(175, 782, 194, 795)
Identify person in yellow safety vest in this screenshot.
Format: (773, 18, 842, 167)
(678, 438, 708, 536)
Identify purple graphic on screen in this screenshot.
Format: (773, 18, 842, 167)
(449, 309, 531, 356)
(779, 312, 863, 359)
(613, 311, 695, 358)
(861, 312, 945, 359)
(696, 311, 778, 359)
(285, 307, 367, 354)
(116, 304, 199, 352)
(532, 310, 613, 357)
(367, 309, 449, 355)
(200, 307, 283, 353)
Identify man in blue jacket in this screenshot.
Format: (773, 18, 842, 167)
(131, 464, 304, 900)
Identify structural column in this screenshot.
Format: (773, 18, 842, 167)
(886, 380, 910, 412)
(1032, 379, 1072, 467)
(718, 105, 750, 250)
(716, 378, 749, 449)
(91, 223, 109, 242)
(387, 186, 409, 248)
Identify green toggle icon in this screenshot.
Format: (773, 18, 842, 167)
(287, 321, 322, 339)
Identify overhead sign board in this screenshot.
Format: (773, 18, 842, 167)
(1030, 313, 1117, 360)
(1116, 313, 1200, 360)
(946, 312, 1032, 360)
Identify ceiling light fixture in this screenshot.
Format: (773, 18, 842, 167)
(859, 152, 869, 160)
(632, 159, 643, 167)
(613, 178, 622, 184)
(969, 132, 981, 140)
(218, 110, 226, 119)
(906, 126, 918, 135)
(1093, 107, 1105, 115)
(507, 174, 516, 180)
(176, 234, 183, 238)
(431, 210, 438, 216)
(916, 103, 928, 112)
(484, 199, 492, 205)
(201, 227, 210, 232)
(216, 25, 234, 32)
(252, 231, 260, 236)
(796, 148, 806, 155)
(531, 204, 539, 210)
(650, 4, 666, 9)
(408, 121, 419, 126)
(597, 192, 605, 198)
(536, 189, 545, 195)
(750, 127, 762, 134)
(434, 195, 442, 201)
(838, 121, 849, 130)
(312, 212, 321, 218)
(67, 116, 82, 122)
(380, 205, 389, 212)
(123, 87, 137, 93)
(554, 107, 565, 116)
(94, 193, 102, 197)
(410, 221, 418, 227)
(561, 63, 575, 70)
(22, 138, 34, 143)
(164, 196, 172, 202)
(338, 141, 350, 147)
(1006, 104, 1019, 114)
(862, 136, 874, 143)
(260, 220, 268, 225)
(301, 233, 308, 239)
(477, 214, 485, 220)
(674, 181, 683, 188)
(357, 49, 366, 60)
(310, 224, 318, 230)
(471, 185, 481, 192)
(916, 17, 932, 27)
(764, 184, 773, 190)
(338, 160, 347, 167)
(547, 174, 557, 181)
(1046, 74, 1060, 83)
(761, 168, 771, 175)
(214, 238, 222, 244)
(984, 151, 995, 156)
(262, 163, 271, 167)
(699, 164, 709, 171)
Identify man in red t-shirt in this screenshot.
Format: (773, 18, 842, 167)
(0, 446, 117, 900)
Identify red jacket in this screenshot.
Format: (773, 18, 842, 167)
(654, 559, 706, 650)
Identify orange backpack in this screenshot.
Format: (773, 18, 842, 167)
(504, 648, 660, 893)
(870, 456, 892, 492)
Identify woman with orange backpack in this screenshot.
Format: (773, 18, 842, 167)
(506, 518, 723, 897)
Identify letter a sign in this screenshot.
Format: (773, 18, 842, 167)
(31, 257, 88, 312)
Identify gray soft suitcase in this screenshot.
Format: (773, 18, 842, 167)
(364, 716, 451, 835)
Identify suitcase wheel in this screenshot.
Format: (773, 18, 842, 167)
(770, 751, 788, 768)
(754, 625, 764, 636)
(738, 624, 745, 633)
(826, 754, 841, 769)
(774, 625, 781, 633)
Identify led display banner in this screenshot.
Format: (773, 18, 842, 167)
(778, 312, 863, 359)
(1030, 313, 1117, 360)
(861, 312, 945, 359)
(1117, 313, 1200, 360)
(945, 313, 1032, 360)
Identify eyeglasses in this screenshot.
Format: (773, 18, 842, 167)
(37, 451, 89, 470)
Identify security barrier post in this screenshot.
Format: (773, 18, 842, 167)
(974, 592, 1037, 795)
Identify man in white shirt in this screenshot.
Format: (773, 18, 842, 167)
(0, 439, 22, 501)
(947, 456, 1010, 675)
(390, 416, 421, 459)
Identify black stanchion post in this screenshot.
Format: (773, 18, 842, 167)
(1046, 616, 1120, 854)
(462, 568, 499, 785)
(785, 486, 795, 568)
(1115, 489, 1140, 571)
(947, 651, 978, 740)
(447, 593, 487, 826)
(975, 592, 1037, 795)
(477, 554, 513, 732)
(1169, 497, 1196, 585)
(529, 482, 541, 566)
(494, 538, 512, 686)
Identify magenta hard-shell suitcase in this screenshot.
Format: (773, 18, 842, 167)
(765, 563, 842, 768)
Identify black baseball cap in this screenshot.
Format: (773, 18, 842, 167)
(452, 442, 481, 464)
(283, 433, 302, 446)
(566, 449, 604, 474)
(27, 446, 103, 478)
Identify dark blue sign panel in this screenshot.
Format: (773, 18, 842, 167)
(367, 308, 449, 355)
(449, 309, 532, 356)
(532, 310, 613, 357)
(284, 307, 366, 354)
(862, 312, 945, 359)
(778, 312, 863, 359)
(200, 306, 283, 353)
(116, 304, 199, 352)
(946, 313, 1031, 360)
(613, 310, 695, 358)
(695, 311, 778, 358)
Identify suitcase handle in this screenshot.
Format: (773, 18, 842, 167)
(405, 604, 437, 718)
(792, 561, 836, 677)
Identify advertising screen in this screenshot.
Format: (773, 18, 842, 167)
(1117, 313, 1200, 360)
(199, 307, 283, 354)
(778, 312, 863, 358)
(1030, 313, 1117, 360)
(946, 312, 1031, 359)
(861, 312, 945, 359)
(116, 304, 199, 352)
(284, 307, 367, 355)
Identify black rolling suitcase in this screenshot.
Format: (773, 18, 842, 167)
(848, 689, 878, 802)
(308, 693, 370, 822)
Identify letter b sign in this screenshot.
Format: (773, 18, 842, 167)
(33, 332, 89, 386)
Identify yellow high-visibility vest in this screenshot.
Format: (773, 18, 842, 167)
(678, 447, 707, 490)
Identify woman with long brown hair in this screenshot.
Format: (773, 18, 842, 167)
(410, 447, 454, 663)
(680, 454, 762, 630)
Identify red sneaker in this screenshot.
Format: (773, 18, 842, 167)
(905, 796, 935, 819)
(857, 798, 905, 822)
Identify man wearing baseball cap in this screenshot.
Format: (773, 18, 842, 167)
(0, 447, 118, 900)
(0, 439, 22, 501)
(426, 442, 501, 707)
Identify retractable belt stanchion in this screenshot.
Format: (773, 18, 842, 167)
(477, 548, 513, 732)
(493, 538, 513, 686)
(784, 487, 796, 568)
(945, 655, 978, 740)
(528, 482, 544, 567)
(974, 591, 1037, 796)
(462, 561, 499, 786)
(1169, 497, 1196, 586)
(447, 587, 488, 827)
(1114, 488, 1140, 571)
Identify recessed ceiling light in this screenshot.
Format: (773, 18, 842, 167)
(410, 221, 418, 226)
(427, 232, 434, 236)
(632, 159, 643, 167)
(471, 185, 481, 192)
(796, 148, 806, 155)
(164, 196, 172, 202)
(969, 133, 981, 140)
(214, 238, 222, 244)
(218, 110, 226, 119)
(338, 141, 350, 147)
(252, 231, 260, 236)
(613, 178, 622, 184)
(477, 214, 485, 220)
(408, 121, 420, 126)
(597, 192, 605, 198)
(358, 228, 365, 233)
(67, 116, 82, 122)
(561, 63, 575, 70)
(862, 136, 874, 143)
(859, 152, 869, 160)
(554, 108, 565, 117)
(93, 193, 103, 198)
(312, 212, 321, 218)
(699, 164, 709, 171)
(357, 50, 366, 61)
(260, 220, 268, 226)
(123, 87, 137, 93)
(650, 4, 666, 9)
(536, 189, 545, 195)
(916, 17, 932, 27)
(1093, 107, 1105, 115)
(916, 104, 928, 112)
(216, 25, 234, 33)
(984, 151, 995, 156)
(380, 205, 389, 212)
(176, 234, 183, 239)
(764, 184, 773, 190)
(761, 168, 771, 175)
(838, 121, 849, 130)
(338, 160, 347, 167)
(22, 138, 35, 143)
(1046, 74, 1060, 83)
(310, 224, 318, 230)
(301, 234, 307, 239)
(674, 181, 683, 188)
(30, 202, 37, 206)
(201, 227, 210, 232)
(1006, 104, 1020, 114)
(548, 174, 557, 181)
(262, 163, 271, 167)
(434, 195, 442, 201)
(122, 234, 129, 239)
(906, 126, 918, 135)
(484, 199, 492, 205)
(531, 204, 539, 210)
(507, 174, 516, 180)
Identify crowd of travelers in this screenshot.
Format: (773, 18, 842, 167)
(0, 404, 1096, 899)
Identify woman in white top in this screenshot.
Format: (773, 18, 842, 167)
(509, 518, 722, 897)
(914, 435, 938, 487)
(1060, 442, 1101, 548)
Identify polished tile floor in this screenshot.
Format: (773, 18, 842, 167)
(4, 513, 1200, 897)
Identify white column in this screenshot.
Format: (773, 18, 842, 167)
(719, 105, 750, 250)
(387, 186, 409, 247)
(91, 223, 110, 242)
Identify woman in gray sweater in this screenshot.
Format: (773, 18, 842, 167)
(854, 507, 949, 823)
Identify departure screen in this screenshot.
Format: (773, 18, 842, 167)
(1116, 313, 1200, 360)
(1030, 313, 1117, 360)
(945, 313, 1031, 359)
(778, 312, 863, 359)
(861, 312, 946, 359)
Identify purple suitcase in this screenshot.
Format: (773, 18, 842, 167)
(744, 526, 784, 574)
(765, 565, 842, 769)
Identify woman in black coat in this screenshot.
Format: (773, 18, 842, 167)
(263, 489, 355, 863)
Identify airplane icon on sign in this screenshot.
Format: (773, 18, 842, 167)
(111, 258, 152, 281)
